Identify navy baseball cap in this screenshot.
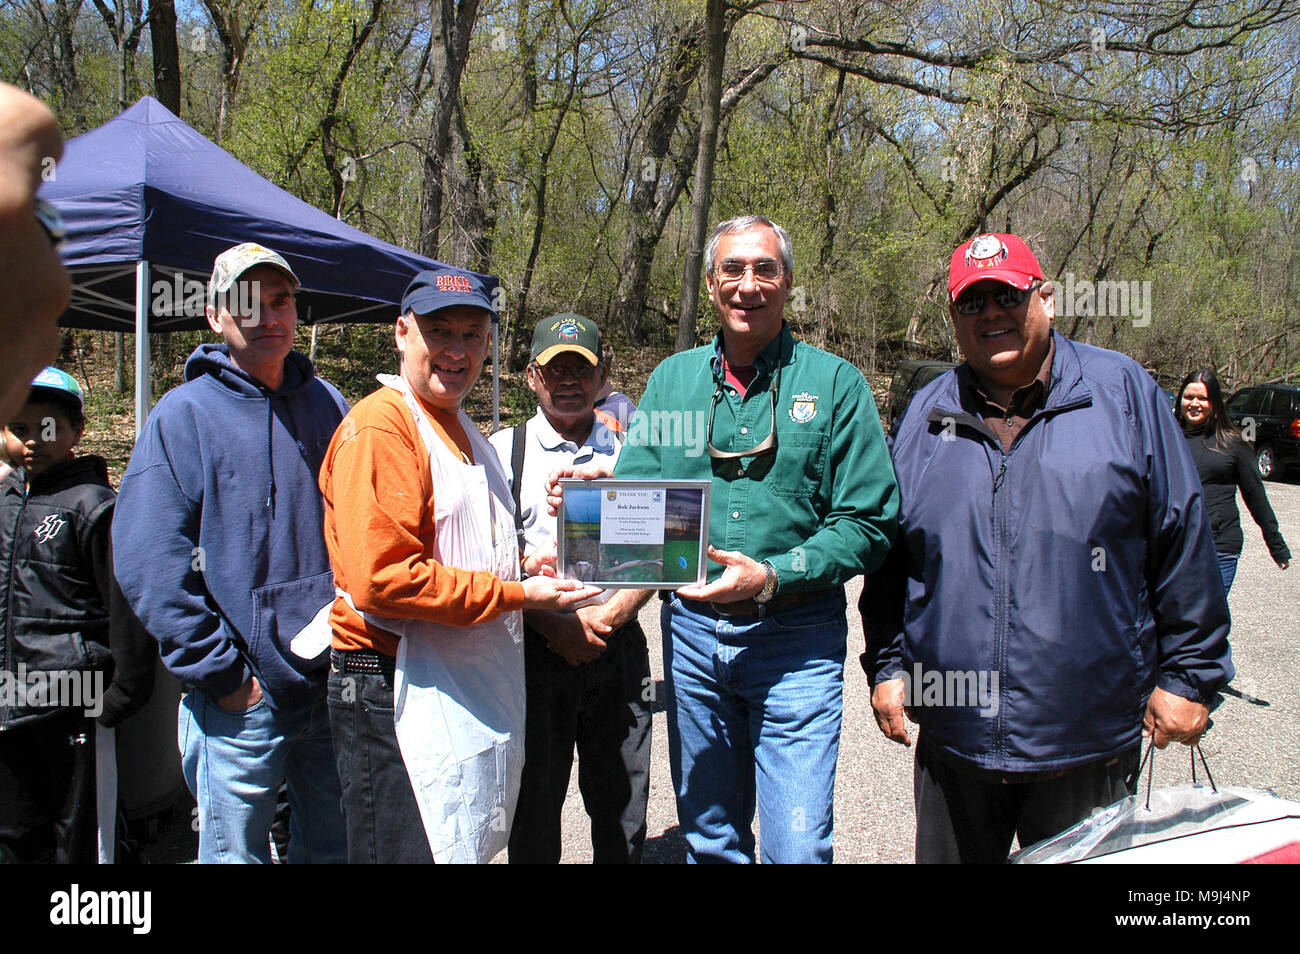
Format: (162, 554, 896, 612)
(401, 268, 498, 319)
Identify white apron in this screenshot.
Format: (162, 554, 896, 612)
(339, 373, 524, 863)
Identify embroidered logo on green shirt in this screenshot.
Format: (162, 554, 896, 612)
(790, 392, 819, 423)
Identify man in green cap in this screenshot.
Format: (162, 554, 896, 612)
(490, 314, 651, 863)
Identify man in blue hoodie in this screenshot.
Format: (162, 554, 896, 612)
(113, 243, 348, 863)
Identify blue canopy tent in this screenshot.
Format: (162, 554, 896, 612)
(35, 97, 503, 833)
(39, 96, 503, 434)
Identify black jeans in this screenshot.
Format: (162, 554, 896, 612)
(326, 650, 433, 864)
(0, 709, 97, 863)
(914, 733, 1140, 864)
(508, 621, 652, 864)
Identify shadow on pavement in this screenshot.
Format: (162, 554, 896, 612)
(650, 679, 669, 714)
(642, 824, 687, 864)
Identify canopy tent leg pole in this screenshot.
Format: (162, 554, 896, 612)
(492, 319, 500, 432)
(134, 260, 152, 437)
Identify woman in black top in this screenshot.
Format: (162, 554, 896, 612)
(1176, 368, 1291, 594)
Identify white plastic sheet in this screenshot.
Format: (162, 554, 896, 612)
(1012, 783, 1300, 864)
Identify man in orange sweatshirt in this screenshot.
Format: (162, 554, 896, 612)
(320, 268, 594, 863)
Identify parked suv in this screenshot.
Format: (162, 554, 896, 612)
(887, 359, 958, 428)
(1226, 383, 1300, 480)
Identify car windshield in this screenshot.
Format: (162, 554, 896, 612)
(1229, 390, 1257, 414)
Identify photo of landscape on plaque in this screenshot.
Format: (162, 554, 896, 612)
(558, 480, 710, 588)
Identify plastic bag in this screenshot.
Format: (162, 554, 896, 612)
(1011, 783, 1300, 864)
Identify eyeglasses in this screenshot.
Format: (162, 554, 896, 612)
(532, 360, 599, 384)
(953, 282, 1039, 316)
(706, 370, 780, 461)
(714, 259, 785, 284)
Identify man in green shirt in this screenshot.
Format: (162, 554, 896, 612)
(570, 215, 898, 862)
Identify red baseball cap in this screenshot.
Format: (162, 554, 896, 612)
(948, 233, 1044, 301)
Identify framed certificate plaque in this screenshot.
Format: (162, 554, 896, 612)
(556, 479, 712, 588)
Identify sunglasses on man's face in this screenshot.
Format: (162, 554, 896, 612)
(953, 282, 1038, 316)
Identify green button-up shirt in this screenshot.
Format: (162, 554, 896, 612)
(615, 323, 898, 593)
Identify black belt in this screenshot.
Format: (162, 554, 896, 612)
(688, 588, 840, 618)
(331, 647, 395, 676)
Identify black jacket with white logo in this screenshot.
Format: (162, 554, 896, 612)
(0, 456, 154, 730)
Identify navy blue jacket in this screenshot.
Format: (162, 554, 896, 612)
(862, 332, 1232, 772)
(112, 346, 347, 710)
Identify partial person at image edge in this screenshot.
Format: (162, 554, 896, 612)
(1, 367, 154, 863)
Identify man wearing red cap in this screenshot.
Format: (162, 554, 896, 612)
(860, 233, 1232, 863)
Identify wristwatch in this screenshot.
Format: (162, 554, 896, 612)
(755, 561, 778, 603)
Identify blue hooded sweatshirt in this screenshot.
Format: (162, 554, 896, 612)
(112, 344, 348, 710)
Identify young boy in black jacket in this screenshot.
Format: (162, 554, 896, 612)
(0, 367, 153, 862)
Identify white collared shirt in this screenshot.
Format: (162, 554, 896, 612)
(489, 408, 623, 560)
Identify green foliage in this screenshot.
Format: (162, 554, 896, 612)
(4, 0, 1297, 427)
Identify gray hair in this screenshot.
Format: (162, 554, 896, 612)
(704, 215, 794, 277)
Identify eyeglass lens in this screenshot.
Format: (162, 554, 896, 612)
(954, 285, 1031, 315)
(718, 259, 783, 282)
(537, 361, 597, 382)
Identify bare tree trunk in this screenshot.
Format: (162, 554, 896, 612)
(93, 1, 148, 106)
(505, 13, 591, 368)
(613, 36, 776, 345)
(149, 0, 181, 114)
(324, 0, 385, 215)
(202, 0, 267, 143)
(418, 0, 480, 258)
(445, 94, 495, 273)
(213, 38, 238, 142)
(904, 273, 943, 344)
(116, 2, 128, 109)
(816, 70, 847, 274)
(812, 69, 848, 350)
(53, 0, 88, 126)
(611, 19, 703, 343)
(673, 0, 727, 354)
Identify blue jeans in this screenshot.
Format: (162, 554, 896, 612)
(662, 592, 848, 863)
(1217, 553, 1239, 595)
(325, 651, 433, 863)
(179, 688, 345, 864)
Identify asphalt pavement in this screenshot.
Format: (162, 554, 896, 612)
(553, 478, 1300, 863)
(145, 478, 1300, 864)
